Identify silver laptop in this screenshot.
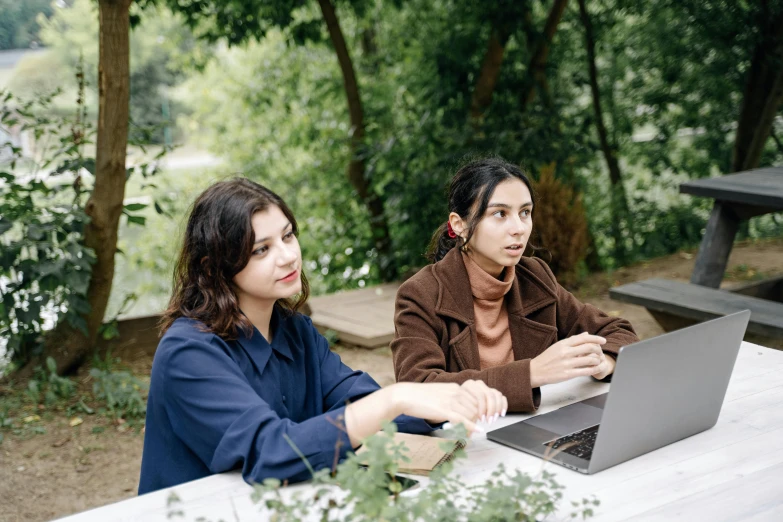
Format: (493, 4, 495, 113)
(486, 310, 750, 474)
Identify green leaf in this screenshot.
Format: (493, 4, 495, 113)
(101, 322, 120, 341)
(123, 203, 148, 212)
(126, 215, 146, 226)
(65, 270, 90, 294)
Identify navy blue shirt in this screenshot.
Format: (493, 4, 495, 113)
(138, 310, 434, 494)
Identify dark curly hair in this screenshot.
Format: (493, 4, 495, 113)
(426, 157, 537, 262)
(160, 178, 310, 339)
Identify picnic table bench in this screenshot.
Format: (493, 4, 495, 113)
(610, 167, 783, 338)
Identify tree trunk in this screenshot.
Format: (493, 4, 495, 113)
(577, 0, 631, 263)
(731, 7, 783, 172)
(317, 0, 396, 281)
(15, 0, 132, 379)
(742, 64, 783, 170)
(469, 28, 510, 132)
(520, 0, 570, 111)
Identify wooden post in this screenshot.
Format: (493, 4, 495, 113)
(690, 202, 740, 288)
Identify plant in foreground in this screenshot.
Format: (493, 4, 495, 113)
(167, 423, 598, 521)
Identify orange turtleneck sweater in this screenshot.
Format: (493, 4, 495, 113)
(462, 251, 515, 370)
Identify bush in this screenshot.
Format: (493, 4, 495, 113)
(0, 88, 94, 369)
(530, 163, 589, 286)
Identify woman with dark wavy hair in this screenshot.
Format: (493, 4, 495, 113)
(392, 158, 638, 414)
(138, 178, 507, 494)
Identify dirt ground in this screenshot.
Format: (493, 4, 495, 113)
(1, 238, 782, 522)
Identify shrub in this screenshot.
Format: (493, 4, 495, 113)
(530, 164, 589, 287)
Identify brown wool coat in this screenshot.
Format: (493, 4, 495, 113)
(391, 248, 639, 413)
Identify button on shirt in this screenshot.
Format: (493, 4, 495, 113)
(138, 310, 434, 494)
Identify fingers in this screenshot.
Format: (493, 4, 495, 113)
(569, 365, 603, 378)
(444, 414, 481, 435)
(571, 351, 603, 368)
(564, 333, 606, 347)
(568, 342, 605, 358)
(450, 395, 480, 423)
(460, 380, 506, 421)
(460, 380, 487, 419)
(488, 388, 506, 420)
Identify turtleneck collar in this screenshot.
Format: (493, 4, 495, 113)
(461, 251, 515, 301)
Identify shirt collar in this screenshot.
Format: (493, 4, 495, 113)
(237, 306, 295, 364)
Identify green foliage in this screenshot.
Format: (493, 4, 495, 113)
(0, 77, 170, 369)
(0, 354, 150, 444)
(241, 422, 598, 521)
(0, 0, 53, 50)
(0, 88, 95, 368)
(323, 329, 340, 347)
(0, 356, 76, 442)
(26, 357, 77, 405)
(6, 0, 781, 306)
(89, 353, 148, 425)
(24, 0, 212, 144)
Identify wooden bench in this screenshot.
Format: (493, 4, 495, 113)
(609, 278, 783, 338)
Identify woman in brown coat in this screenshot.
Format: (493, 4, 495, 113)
(392, 158, 639, 414)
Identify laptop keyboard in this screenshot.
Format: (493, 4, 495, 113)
(543, 424, 600, 460)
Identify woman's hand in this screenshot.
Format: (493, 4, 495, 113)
(391, 380, 507, 434)
(591, 352, 616, 380)
(459, 379, 508, 423)
(530, 332, 607, 387)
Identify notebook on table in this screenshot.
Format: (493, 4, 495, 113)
(357, 432, 467, 476)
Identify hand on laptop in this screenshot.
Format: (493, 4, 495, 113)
(530, 332, 609, 387)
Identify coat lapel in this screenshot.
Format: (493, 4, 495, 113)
(508, 261, 559, 360)
(432, 249, 480, 370)
(433, 249, 561, 369)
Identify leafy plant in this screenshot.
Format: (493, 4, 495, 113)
(0, 86, 94, 369)
(25, 356, 76, 405)
(89, 353, 148, 425)
(244, 423, 597, 521)
(1, 65, 171, 372)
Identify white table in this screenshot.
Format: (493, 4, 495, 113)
(58, 341, 783, 521)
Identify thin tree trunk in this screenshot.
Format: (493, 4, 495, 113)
(520, 0, 569, 111)
(742, 62, 783, 170)
(577, 0, 630, 262)
(17, 0, 132, 378)
(317, 0, 396, 281)
(469, 28, 510, 132)
(731, 8, 783, 172)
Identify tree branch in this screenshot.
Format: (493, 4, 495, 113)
(469, 28, 510, 131)
(520, 0, 570, 112)
(316, 0, 396, 280)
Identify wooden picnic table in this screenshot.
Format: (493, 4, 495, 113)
(680, 166, 783, 288)
(57, 341, 783, 522)
(610, 167, 783, 337)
